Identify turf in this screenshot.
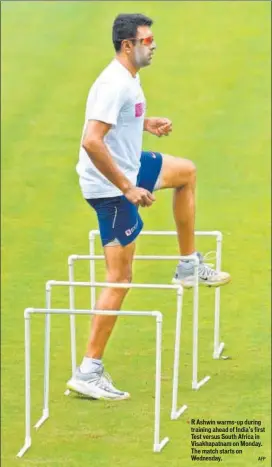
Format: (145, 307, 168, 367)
(1, 1, 271, 466)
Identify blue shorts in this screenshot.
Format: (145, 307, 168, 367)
(86, 151, 163, 246)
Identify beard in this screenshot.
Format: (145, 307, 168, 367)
(134, 48, 152, 68)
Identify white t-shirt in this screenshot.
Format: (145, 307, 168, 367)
(76, 59, 146, 198)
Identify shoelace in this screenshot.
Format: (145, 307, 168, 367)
(199, 251, 218, 279)
(82, 364, 109, 385)
(97, 371, 117, 391)
(202, 250, 217, 267)
(199, 262, 217, 279)
(203, 250, 216, 262)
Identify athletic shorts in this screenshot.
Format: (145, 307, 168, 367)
(86, 151, 163, 247)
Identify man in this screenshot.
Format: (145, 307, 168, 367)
(67, 13, 230, 400)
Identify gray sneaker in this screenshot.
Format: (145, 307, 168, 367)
(172, 252, 231, 288)
(66, 365, 130, 401)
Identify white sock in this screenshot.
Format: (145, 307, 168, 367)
(80, 356, 102, 374)
(179, 251, 198, 264)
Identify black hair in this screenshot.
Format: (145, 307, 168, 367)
(112, 13, 153, 52)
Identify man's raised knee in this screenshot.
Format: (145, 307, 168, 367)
(182, 159, 196, 180)
(174, 159, 196, 189)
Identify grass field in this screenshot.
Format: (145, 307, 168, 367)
(1, 1, 271, 466)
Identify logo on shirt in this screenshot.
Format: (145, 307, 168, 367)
(135, 102, 144, 118)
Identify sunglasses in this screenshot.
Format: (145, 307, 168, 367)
(121, 35, 155, 46)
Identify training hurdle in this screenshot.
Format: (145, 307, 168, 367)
(67, 255, 209, 392)
(17, 308, 168, 458)
(40, 280, 194, 420)
(89, 230, 224, 360)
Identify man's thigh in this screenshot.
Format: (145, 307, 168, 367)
(104, 241, 136, 282)
(157, 154, 196, 190)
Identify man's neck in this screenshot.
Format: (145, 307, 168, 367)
(115, 55, 138, 78)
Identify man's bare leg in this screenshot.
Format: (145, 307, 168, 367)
(67, 241, 135, 399)
(86, 241, 136, 358)
(158, 154, 230, 287)
(158, 155, 196, 255)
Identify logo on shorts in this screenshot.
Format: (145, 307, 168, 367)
(135, 102, 144, 118)
(151, 152, 156, 158)
(125, 220, 138, 236)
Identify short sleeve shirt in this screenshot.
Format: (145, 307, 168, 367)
(76, 59, 146, 198)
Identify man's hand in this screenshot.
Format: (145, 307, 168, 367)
(144, 117, 172, 137)
(123, 186, 155, 207)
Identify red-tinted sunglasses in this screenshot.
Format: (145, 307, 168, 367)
(122, 35, 155, 46)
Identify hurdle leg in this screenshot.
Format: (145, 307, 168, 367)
(34, 287, 51, 428)
(192, 266, 210, 390)
(171, 287, 188, 420)
(64, 259, 78, 396)
(213, 234, 225, 359)
(153, 314, 169, 452)
(17, 314, 31, 457)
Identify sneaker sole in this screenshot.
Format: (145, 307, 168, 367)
(66, 381, 130, 401)
(172, 276, 231, 289)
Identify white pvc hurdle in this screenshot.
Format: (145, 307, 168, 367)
(67, 254, 208, 391)
(17, 307, 168, 458)
(43, 280, 192, 421)
(89, 229, 224, 361)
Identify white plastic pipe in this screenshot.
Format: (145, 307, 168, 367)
(171, 288, 188, 420)
(213, 233, 224, 358)
(16, 315, 31, 458)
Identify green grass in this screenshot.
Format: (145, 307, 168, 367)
(1, 1, 271, 466)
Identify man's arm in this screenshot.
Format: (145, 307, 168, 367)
(82, 120, 155, 207)
(82, 120, 132, 193)
(144, 117, 172, 136)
